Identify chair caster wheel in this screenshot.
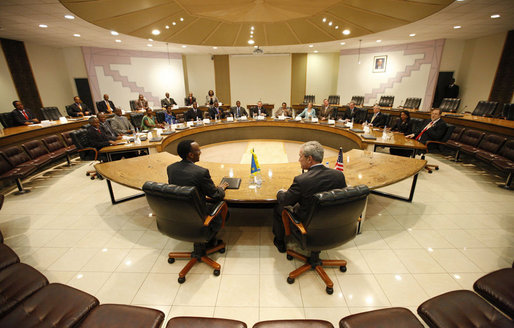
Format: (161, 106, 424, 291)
(168, 258, 175, 264)
(428, 171, 432, 174)
(435, 167, 439, 170)
(326, 287, 333, 295)
(178, 277, 185, 284)
(287, 277, 295, 284)
(219, 248, 225, 254)
(86, 172, 90, 176)
(286, 254, 293, 261)
(213, 269, 220, 276)
(90, 176, 95, 180)
(339, 266, 347, 272)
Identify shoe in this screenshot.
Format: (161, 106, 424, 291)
(273, 238, 286, 253)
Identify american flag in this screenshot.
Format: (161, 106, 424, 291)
(335, 147, 344, 172)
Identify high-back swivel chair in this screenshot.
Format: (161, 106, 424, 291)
(143, 181, 229, 284)
(282, 185, 369, 294)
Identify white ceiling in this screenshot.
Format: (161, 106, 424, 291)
(0, 0, 513, 55)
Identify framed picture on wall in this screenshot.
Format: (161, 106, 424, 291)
(373, 55, 387, 73)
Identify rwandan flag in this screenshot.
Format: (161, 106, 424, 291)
(250, 148, 261, 174)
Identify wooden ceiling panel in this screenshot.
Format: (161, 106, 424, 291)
(203, 23, 241, 46)
(164, 19, 220, 44)
(265, 23, 301, 46)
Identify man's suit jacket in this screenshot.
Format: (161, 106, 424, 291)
(185, 107, 203, 121)
(230, 106, 248, 118)
(11, 109, 36, 126)
(86, 125, 111, 149)
(97, 100, 115, 113)
(370, 112, 387, 127)
(135, 99, 149, 110)
(277, 165, 347, 221)
(275, 107, 292, 117)
(185, 96, 196, 106)
(342, 107, 358, 121)
(110, 115, 134, 134)
(319, 106, 335, 119)
(69, 103, 90, 117)
(251, 107, 267, 116)
(161, 98, 177, 108)
(100, 121, 118, 140)
(208, 106, 225, 119)
(414, 118, 447, 144)
(167, 159, 225, 215)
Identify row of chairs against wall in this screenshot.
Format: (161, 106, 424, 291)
(302, 95, 422, 109)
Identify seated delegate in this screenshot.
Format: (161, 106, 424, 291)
(275, 102, 292, 118)
(135, 94, 149, 111)
(141, 108, 164, 130)
(297, 102, 317, 119)
(230, 101, 248, 118)
(97, 112, 122, 141)
(185, 93, 196, 106)
(390, 110, 414, 157)
(185, 102, 203, 121)
(110, 108, 135, 135)
(319, 99, 335, 121)
(97, 94, 116, 113)
(205, 90, 218, 106)
(369, 104, 387, 128)
(406, 108, 447, 145)
(69, 96, 90, 117)
(161, 92, 177, 108)
(11, 100, 39, 125)
(164, 106, 176, 125)
(251, 101, 267, 117)
(208, 101, 225, 119)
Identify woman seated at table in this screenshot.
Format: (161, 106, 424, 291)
(141, 108, 164, 130)
(164, 106, 176, 125)
(297, 102, 317, 119)
(390, 110, 413, 157)
(205, 90, 219, 106)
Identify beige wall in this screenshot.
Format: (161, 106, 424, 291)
(62, 47, 87, 96)
(458, 32, 506, 112)
(439, 39, 465, 81)
(291, 53, 307, 106)
(306, 53, 339, 104)
(0, 50, 19, 113)
(185, 55, 215, 104)
(25, 43, 75, 111)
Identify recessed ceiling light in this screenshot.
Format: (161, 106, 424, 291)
(250, 31, 254, 34)
(165, 25, 170, 29)
(151, 29, 160, 35)
(182, 45, 187, 48)
(251, 26, 254, 30)
(115, 39, 121, 43)
(111, 31, 119, 36)
(328, 21, 333, 26)
(342, 29, 350, 35)
(213, 46, 218, 49)
(309, 44, 314, 48)
(376, 40, 382, 43)
(250, 35, 253, 38)
(314, 50, 319, 53)
(148, 38, 153, 41)
(73, 33, 80, 37)
(453, 25, 462, 29)
(147, 44, 152, 47)
(335, 26, 339, 29)
(254, 45, 258, 48)
(322, 18, 326, 23)
(172, 22, 176, 25)
(490, 14, 500, 19)
(340, 42, 345, 45)
(64, 15, 75, 20)
(248, 39, 255, 45)
(409, 33, 416, 37)
(180, 17, 184, 21)
(38, 24, 48, 28)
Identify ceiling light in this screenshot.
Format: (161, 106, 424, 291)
(409, 33, 416, 37)
(340, 42, 345, 45)
(376, 40, 382, 43)
(254, 45, 258, 48)
(73, 33, 80, 37)
(322, 18, 326, 23)
(453, 25, 462, 29)
(115, 39, 121, 43)
(38, 24, 48, 28)
(250, 35, 253, 38)
(172, 22, 176, 25)
(251, 26, 254, 30)
(151, 29, 160, 35)
(111, 31, 119, 36)
(314, 50, 319, 53)
(490, 14, 500, 19)
(64, 15, 75, 20)
(248, 39, 255, 45)
(328, 21, 333, 26)
(180, 17, 184, 21)
(335, 26, 339, 29)
(182, 45, 187, 48)
(213, 46, 218, 49)
(250, 31, 254, 34)
(147, 44, 152, 47)
(342, 29, 350, 35)
(309, 44, 314, 48)
(148, 38, 153, 41)
(165, 25, 170, 29)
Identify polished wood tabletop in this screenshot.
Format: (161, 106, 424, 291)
(95, 149, 427, 204)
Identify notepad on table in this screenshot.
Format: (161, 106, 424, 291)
(220, 177, 241, 189)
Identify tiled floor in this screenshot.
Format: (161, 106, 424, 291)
(0, 144, 512, 327)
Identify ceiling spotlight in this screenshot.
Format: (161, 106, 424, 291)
(309, 44, 314, 48)
(38, 24, 48, 28)
(322, 18, 326, 23)
(453, 25, 462, 29)
(340, 42, 345, 45)
(182, 45, 187, 48)
(250, 31, 254, 34)
(376, 40, 382, 43)
(213, 46, 218, 49)
(250, 35, 253, 38)
(111, 31, 119, 35)
(180, 17, 184, 21)
(152, 29, 160, 35)
(165, 25, 170, 29)
(409, 33, 416, 37)
(328, 21, 333, 26)
(115, 39, 122, 43)
(147, 44, 153, 47)
(335, 26, 339, 29)
(73, 33, 80, 37)
(64, 15, 75, 20)
(342, 29, 350, 35)
(148, 38, 153, 41)
(490, 14, 500, 19)
(314, 50, 319, 53)
(254, 45, 258, 48)
(172, 22, 176, 25)
(251, 26, 254, 30)
(248, 39, 255, 45)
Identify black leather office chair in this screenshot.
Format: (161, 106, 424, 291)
(143, 181, 229, 284)
(0, 112, 15, 128)
(70, 129, 100, 179)
(282, 185, 369, 294)
(423, 124, 455, 173)
(129, 112, 144, 130)
(129, 100, 138, 111)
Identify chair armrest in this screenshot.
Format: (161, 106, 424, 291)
(425, 141, 446, 153)
(281, 208, 306, 237)
(77, 147, 98, 161)
(204, 201, 228, 228)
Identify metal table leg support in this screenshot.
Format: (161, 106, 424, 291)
(106, 179, 145, 205)
(370, 173, 419, 203)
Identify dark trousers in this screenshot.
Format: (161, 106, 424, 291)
(273, 204, 285, 241)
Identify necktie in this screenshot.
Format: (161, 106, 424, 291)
(22, 110, 28, 120)
(106, 101, 111, 111)
(416, 121, 434, 140)
(237, 108, 240, 117)
(78, 104, 82, 110)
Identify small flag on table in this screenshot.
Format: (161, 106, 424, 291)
(335, 147, 344, 172)
(250, 148, 261, 174)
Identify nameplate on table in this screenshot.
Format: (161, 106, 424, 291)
(203, 118, 211, 124)
(161, 131, 175, 135)
(149, 137, 163, 142)
(256, 115, 265, 120)
(295, 116, 302, 121)
(226, 116, 234, 122)
(311, 117, 319, 123)
(239, 116, 248, 121)
(186, 121, 194, 127)
(175, 126, 188, 130)
(221, 177, 241, 190)
(328, 119, 335, 125)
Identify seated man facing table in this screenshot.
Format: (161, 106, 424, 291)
(164, 106, 176, 125)
(110, 108, 135, 135)
(406, 108, 447, 145)
(230, 101, 248, 118)
(141, 108, 164, 130)
(167, 140, 229, 246)
(69, 96, 90, 117)
(185, 102, 203, 121)
(251, 101, 267, 117)
(273, 141, 347, 253)
(97, 94, 115, 113)
(319, 99, 335, 121)
(97, 112, 122, 140)
(275, 102, 292, 118)
(11, 100, 39, 125)
(369, 104, 387, 128)
(135, 94, 149, 111)
(342, 101, 358, 122)
(161, 92, 177, 108)
(86, 117, 118, 149)
(209, 101, 225, 119)
(185, 92, 196, 106)
(297, 102, 317, 120)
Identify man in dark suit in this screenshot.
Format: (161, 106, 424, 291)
(97, 112, 121, 140)
(69, 96, 90, 117)
(251, 101, 267, 117)
(272, 141, 347, 253)
(208, 101, 225, 119)
(342, 101, 358, 121)
(161, 92, 177, 108)
(97, 94, 115, 113)
(406, 108, 447, 144)
(86, 117, 117, 149)
(11, 100, 39, 125)
(230, 100, 248, 118)
(185, 92, 196, 106)
(369, 104, 387, 127)
(185, 102, 203, 121)
(167, 140, 229, 245)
